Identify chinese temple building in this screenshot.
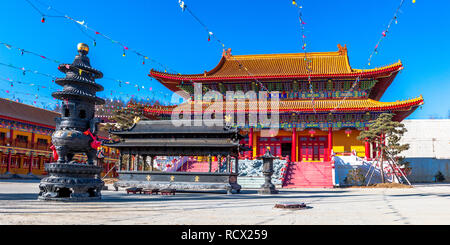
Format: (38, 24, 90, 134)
(140, 44, 423, 187)
(0, 98, 119, 177)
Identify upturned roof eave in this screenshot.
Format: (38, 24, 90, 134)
(141, 97, 424, 114)
(150, 64, 402, 83)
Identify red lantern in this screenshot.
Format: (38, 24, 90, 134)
(345, 129, 352, 137)
(308, 129, 316, 137)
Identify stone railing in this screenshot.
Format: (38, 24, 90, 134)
(237, 158, 287, 185)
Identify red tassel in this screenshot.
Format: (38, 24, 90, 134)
(50, 145, 58, 160)
(41, 17, 45, 23)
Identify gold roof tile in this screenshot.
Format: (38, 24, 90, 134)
(143, 97, 424, 113)
(150, 44, 402, 82)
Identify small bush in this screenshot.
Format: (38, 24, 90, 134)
(434, 171, 445, 182)
(344, 168, 366, 186)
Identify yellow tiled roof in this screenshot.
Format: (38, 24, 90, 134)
(143, 97, 424, 113)
(150, 44, 402, 81)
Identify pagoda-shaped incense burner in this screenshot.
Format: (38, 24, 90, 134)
(38, 43, 105, 201)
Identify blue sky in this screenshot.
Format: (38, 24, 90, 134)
(0, 0, 449, 118)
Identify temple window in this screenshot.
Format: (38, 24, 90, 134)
(344, 81, 351, 90)
(318, 81, 325, 91)
(37, 138, 48, 145)
(327, 80, 333, 90)
(64, 108, 70, 117)
(335, 81, 343, 90)
(16, 135, 28, 143)
(301, 81, 308, 92)
(284, 82, 291, 91)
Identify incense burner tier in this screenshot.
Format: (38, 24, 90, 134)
(38, 43, 105, 202)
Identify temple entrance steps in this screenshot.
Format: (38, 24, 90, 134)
(282, 161, 334, 188)
(177, 161, 220, 173)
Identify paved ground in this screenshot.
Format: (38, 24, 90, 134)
(0, 179, 449, 225)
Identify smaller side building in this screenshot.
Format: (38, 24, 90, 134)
(400, 119, 450, 183)
(0, 98, 119, 177)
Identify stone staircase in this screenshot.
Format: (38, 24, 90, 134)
(178, 161, 219, 172)
(283, 161, 334, 188)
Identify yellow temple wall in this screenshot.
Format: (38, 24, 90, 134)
(247, 128, 368, 159)
(1, 126, 118, 176)
(13, 130, 32, 141)
(252, 130, 258, 158)
(35, 134, 52, 143)
(332, 129, 365, 157)
(0, 127, 8, 135)
(0, 126, 51, 146)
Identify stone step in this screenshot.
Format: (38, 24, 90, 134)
(283, 161, 333, 188)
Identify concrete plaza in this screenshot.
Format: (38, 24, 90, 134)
(0, 179, 449, 225)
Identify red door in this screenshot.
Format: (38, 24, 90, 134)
(299, 136, 327, 162)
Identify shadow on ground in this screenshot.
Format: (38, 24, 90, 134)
(0, 193, 38, 200)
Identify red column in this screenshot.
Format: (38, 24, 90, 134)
(291, 127, 297, 162)
(38, 155, 43, 170)
(31, 133, 35, 149)
(9, 129, 13, 146)
(6, 150, 12, 173)
(372, 142, 377, 158)
(248, 128, 253, 159)
(364, 127, 370, 160)
(254, 135, 259, 157)
(328, 127, 333, 161)
(28, 152, 34, 174)
(365, 141, 370, 160)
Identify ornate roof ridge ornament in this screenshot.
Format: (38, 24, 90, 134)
(222, 48, 232, 58)
(337, 43, 347, 56)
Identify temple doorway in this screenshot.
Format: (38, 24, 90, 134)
(299, 136, 327, 162)
(281, 143, 292, 159)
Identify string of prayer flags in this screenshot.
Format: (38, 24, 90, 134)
(24, 0, 176, 73)
(179, 0, 186, 11)
(333, 0, 409, 112)
(0, 41, 60, 64)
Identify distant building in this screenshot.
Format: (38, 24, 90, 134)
(0, 98, 118, 177)
(400, 119, 450, 182)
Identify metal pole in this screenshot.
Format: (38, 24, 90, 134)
(101, 165, 116, 180)
(386, 153, 412, 186)
(234, 155, 239, 174)
(135, 154, 139, 171)
(386, 158, 401, 183)
(118, 152, 123, 171)
(150, 156, 154, 171)
(127, 151, 131, 171)
(208, 154, 212, 172)
(366, 156, 379, 186)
